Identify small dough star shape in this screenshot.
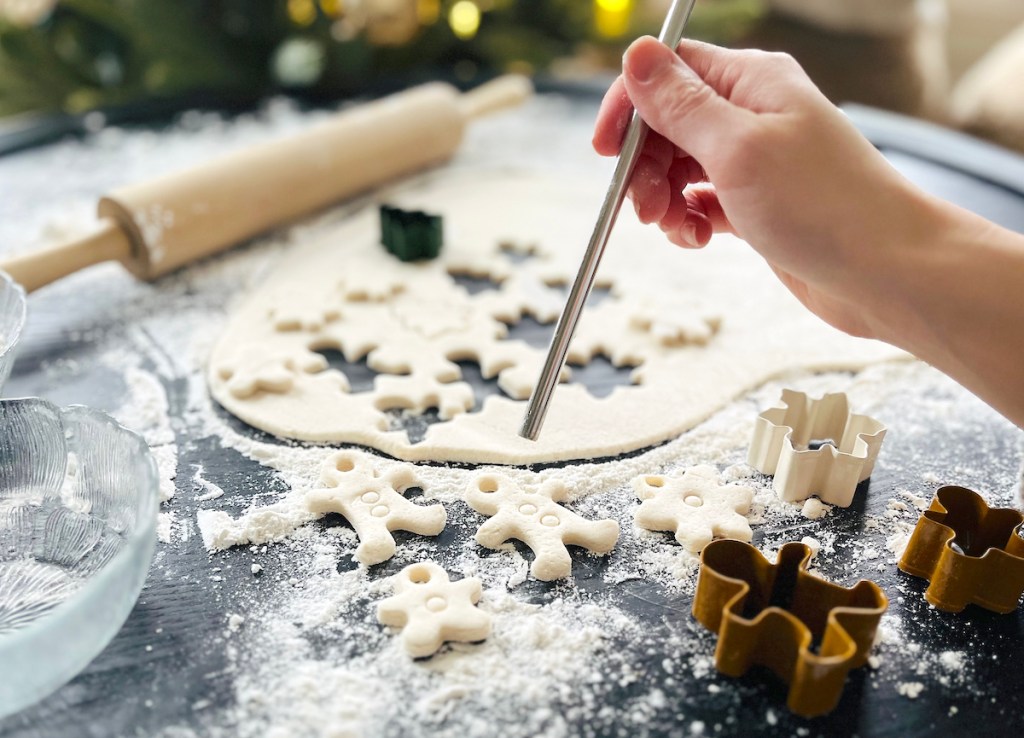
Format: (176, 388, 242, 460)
(306, 451, 446, 565)
(632, 465, 754, 553)
(465, 474, 620, 581)
(377, 562, 491, 658)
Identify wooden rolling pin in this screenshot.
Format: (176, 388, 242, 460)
(2, 75, 532, 293)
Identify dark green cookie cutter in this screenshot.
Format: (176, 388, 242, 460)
(380, 204, 443, 262)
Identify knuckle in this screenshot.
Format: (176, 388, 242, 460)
(769, 51, 809, 79)
(657, 80, 716, 124)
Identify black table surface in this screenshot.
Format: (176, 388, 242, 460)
(1, 99, 1023, 738)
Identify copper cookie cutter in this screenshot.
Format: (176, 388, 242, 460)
(693, 539, 888, 717)
(898, 485, 1024, 614)
(748, 389, 886, 507)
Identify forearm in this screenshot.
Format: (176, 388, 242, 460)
(868, 194, 1024, 427)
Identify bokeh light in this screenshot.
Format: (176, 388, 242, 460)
(449, 0, 481, 41)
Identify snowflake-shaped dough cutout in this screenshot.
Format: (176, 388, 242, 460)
(569, 299, 721, 367)
(337, 255, 418, 301)
(465, 474, 620, 581)
(268, 290, 342, 332)
(305, 451, 446, 565)
(632, 465, 754, 553)
(628, 300, 721, 346)
(377, 561, 491, 658)
(216, 346, 332, 399)
(390, 297, 473, 340)
(472, 272, 564, 326)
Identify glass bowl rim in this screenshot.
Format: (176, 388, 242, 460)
(0, 271, 27, 367)
(0, 396, 159, 652)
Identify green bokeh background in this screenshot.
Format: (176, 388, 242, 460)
(0, 0, 763, 118)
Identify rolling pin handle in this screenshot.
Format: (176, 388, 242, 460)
(0, 219, 133, 293)
(459, 75, 534, 120)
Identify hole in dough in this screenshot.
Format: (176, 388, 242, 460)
(310, 348, 388, 393)
(408, 566, 431, 584)
(566, 354, 640, 399)
(500, 315, 556, 350)
(449, 272, 503, 295)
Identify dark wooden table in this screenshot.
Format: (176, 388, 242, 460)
(1, 97, 1022, 738)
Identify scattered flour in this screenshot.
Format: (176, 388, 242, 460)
(193, 464, 226, 501)
(800, 497, 831, 519)
(115, 364, 179, 503)
(157, 513, 174, 544)
(800, 536, 821, 559)
(897, 682, 925, 699)
(939, 651, 966, 671)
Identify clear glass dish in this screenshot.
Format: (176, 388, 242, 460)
(0, 398, 158, 719)
(0, 272, 26, 392)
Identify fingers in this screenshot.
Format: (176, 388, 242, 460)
(621, 36, 749, 164)
(627, 133, 676, 224)
(660, 184, 733, 249)
(667, 156, 705, 190)
(593, 76, 632, 156)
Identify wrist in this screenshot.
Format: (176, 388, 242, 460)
(854, 187, 956, 349)
(862, 190, 1024, 426)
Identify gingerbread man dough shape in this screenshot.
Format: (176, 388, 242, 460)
(306, 451, 446, 565)
(465, 474, 620, 581)
(632, 465, 754, 553)
(377, 561, 491, 658)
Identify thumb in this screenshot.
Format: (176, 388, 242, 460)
(621, 36, 743, 163)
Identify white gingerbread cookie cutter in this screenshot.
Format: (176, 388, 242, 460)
(747, 389, 886, 507)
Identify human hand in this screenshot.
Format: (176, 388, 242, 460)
(593, 37, 940, 339)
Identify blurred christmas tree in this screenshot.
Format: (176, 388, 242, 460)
(0, 0, 763, 118)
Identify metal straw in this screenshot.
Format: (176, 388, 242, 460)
(519, 0, 698, 440)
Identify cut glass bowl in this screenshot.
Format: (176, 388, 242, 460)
(0, 272, 26, 392)
(0, 398, 158, 718)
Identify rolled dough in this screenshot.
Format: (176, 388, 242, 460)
(208, 173, 904, 464)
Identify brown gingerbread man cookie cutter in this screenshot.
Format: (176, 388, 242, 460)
(898, 485, 1024, 614)
(693, 539, 887, 717)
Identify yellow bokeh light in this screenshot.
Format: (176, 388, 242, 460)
(288, 0, 317, 26)
(449, 0, 481, 40)
(596, 0, 630, 11)
(594, 0, 632, 38)
(418, 0, 441, 25)
(319, 0, 342, 18)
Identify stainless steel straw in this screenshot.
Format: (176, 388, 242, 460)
(519, 0, 698, 440)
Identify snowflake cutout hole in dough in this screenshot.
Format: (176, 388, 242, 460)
(633, 465, 755, 553)
(465, 474, 620, 581)
(377, 561, 491, 658)
(305, 451, 446, 565)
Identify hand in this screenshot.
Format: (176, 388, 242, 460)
(593, 37, 940, 339)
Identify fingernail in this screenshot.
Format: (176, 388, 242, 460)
(681, 221, 698, 246)
(625, 39, 670, 83)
